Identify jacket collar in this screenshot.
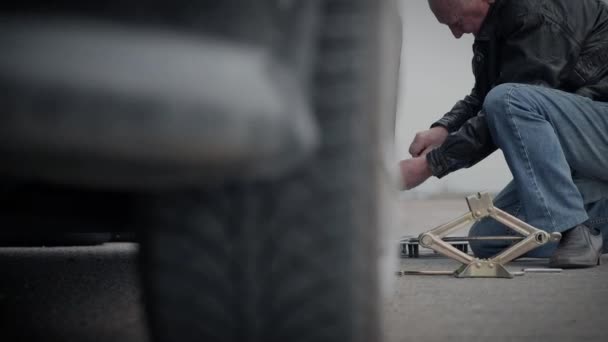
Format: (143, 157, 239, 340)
(475, 0, 502, 41)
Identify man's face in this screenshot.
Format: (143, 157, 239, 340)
(430, 0, 491, 38)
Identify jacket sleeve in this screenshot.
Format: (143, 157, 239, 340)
(427, 112, 497, 179)
(431, 88, 482, 133)
(427, 9, 581, 179)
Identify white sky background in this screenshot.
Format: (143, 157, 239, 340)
(395, 1, 511, 198)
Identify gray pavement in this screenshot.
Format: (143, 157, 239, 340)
(0, 199, 606, 341)
(385, 255, 608, 342)
(384, 199, 608, 342)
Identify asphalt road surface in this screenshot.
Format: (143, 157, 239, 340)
(385, 199, 608, 342)
(1, 199, 606, 342)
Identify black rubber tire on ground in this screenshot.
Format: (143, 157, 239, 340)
(138, 1, 389, 341)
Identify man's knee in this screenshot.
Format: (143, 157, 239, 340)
(482, 83, 522, 126)
(482, 83, 536, 128)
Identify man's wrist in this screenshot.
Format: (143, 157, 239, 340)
(421, 155, 433, 179)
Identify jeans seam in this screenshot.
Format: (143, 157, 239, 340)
(588, 217, 608, 226)
(505, 86, 558, 231)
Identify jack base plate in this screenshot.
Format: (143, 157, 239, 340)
(455, 260, 513, 278)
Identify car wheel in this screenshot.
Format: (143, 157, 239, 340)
(137, 1, 398, 341)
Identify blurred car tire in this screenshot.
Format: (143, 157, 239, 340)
(137, 1, 394, 341)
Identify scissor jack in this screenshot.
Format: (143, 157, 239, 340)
(414, 192, 562, 278)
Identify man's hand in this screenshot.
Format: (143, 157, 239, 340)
(409, 126, 449, 157)
(399, 155, 432, 190)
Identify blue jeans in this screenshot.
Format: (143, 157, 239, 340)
(468, 83, 608, 258)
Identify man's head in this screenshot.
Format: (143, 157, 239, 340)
(428, 0, 494, 38)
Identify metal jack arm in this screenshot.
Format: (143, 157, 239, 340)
(418, 192, 562, 278)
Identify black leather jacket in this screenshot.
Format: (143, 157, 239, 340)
(427, 0, 608, 178)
